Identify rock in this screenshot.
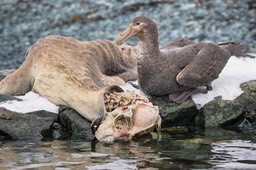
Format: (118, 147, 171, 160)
(0, 69, 93, 141)
(0, 68, 93, 141)
(0, 93, 21, 102)
(245, 103, 256, 123)
(235, 81, 256, 132)
(162, 126, 190, 134)
(56, 105, 94, 141)
(196, 96, 244, 128)
(27, 110, 58, 119)
(237, 81, 256, 106)
(0, 1, 255, 69)
(0, 76, 255, 141)
(0, 107, 55, 140)
(150, 97, 198, 127)
(196, 80, 256, 129)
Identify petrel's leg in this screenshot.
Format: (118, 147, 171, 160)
(206, 83, 213, 91)
(169, 88, 208, 104)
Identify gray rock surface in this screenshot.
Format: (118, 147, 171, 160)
(0, 0, 255, 69)
(0, 72, 93, 141)
(195, 80, 256, 129)
(0, 93, 21, 102)
(56, 106, 94, 141)
(0, 73, 256, 141)
(0, 108, 55, 140)
(196, 96, 244, 128)
(1, 0, 255, 138)
(151, 97, 198, 127)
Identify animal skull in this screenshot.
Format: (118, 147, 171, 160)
(95, 92, 161, 143)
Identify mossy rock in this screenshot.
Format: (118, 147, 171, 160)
(150, 97, 198, 127)
(196, 96, 244, 128)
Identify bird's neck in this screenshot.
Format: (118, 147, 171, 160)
(137, 32, 160, 56)
(136, 33, 160, 84)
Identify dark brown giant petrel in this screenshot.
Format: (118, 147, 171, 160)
(116, 16, 245, 103)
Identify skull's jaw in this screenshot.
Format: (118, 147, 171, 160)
(95, 101, 161, 143)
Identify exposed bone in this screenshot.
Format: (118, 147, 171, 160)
(96, 93, 161, 143)
(104, 91, 149, 112)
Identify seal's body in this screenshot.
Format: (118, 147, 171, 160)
(0, 35, 137, 121)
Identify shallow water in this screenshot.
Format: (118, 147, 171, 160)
(0, 129, 255, 170)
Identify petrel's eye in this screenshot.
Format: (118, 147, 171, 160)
(136, 22, 140, 25)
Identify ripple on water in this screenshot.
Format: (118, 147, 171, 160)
(71, 152, 109, 159)
(86, 159, 137, 170)
(211, 140, 256, 169)
(1, 130, 256, 169)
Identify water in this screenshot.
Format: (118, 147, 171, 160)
(0, 129, 255, 169)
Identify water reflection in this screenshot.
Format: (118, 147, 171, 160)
(211, 140, 256, 169)
(0, 129, 255, 169)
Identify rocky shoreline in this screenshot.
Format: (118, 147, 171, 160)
(0, 0, 255, 141)
(0, 0, 255, 69)
(0, 71, 255, 141)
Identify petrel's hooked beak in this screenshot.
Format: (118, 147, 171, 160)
(116, 25, 140, 45)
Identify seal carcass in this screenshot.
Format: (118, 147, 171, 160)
(0, 35, 137, 121)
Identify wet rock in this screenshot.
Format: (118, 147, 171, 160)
(162, 126, 190, 134)
(236, 81, 256, 132)
(245, 103, 256, 123)
(56, 105, 94, 141)
(0, 107, 55, 140)
(196, 80, 256, 129)
(0, 75, 256, 140)
(237, 80, 256, 106)
(150, 97, 198, 127)
(196, 97, 244, 128)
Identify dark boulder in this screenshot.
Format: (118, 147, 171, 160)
(0, 107, 55, 140)
(196, 80, 256, 130)
(0, 93, 21, 102)
(195, 96, 244, 128)
(150, 96, 198, 127)
(55, 105, 94, 141)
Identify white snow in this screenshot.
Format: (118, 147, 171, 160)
(0, 91, 59, 113)
(192, 56, 256, 108)
(0, 55, 255, 113)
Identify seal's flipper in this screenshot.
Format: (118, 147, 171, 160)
(0, 66, 32, 95)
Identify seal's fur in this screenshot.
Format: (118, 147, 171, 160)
(0, 35, 137, 121)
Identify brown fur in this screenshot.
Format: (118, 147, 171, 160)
(117, 16, 246, 103)
(0, 35, 137, 121)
